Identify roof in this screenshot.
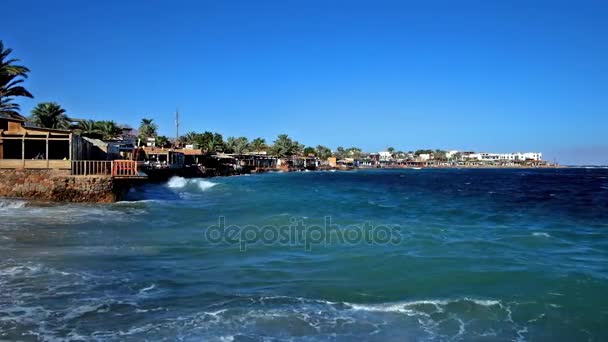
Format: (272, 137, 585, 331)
(0, 112, 26, 122)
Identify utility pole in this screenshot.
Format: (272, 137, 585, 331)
(175, 108, 179, 147)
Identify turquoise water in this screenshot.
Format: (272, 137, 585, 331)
(1, 168, 608, 341)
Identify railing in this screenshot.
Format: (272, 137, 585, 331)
(0, 159, 71, 170)
(112, 160, 139, 177)
(71, 160, 139, 177)
(71, 160, 112, 176)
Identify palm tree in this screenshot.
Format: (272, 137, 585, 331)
(155, 135, 171, 148)
(315, 145, 332, 160)
(270, 134, 299, 157)
(346, 147, 362, 159)
(225, 136, 249, 154)
(180, 131, 199, 145)
(95, 120, 122, 140)
(250, 138, 267, 153)
(29, 102, 71, 129)
(0, 41, 33, 119)
(74, 119, 102, 139)
(334, 146, 346, 159)
(138, 118, 158, 141)
(210, 133, 225, 152)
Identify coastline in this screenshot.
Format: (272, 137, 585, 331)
(0, 163, 583, 204)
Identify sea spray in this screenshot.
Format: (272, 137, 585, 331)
(0, 199, 27, 209)
(166, 176, 217, 192)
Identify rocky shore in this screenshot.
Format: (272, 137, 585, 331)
(0, 169, 138, 203)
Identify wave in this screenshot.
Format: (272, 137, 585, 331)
(113, 295, 522, 341)
(166, 176, 217, 192)
(0, 283, 538, 342)
(0, 199, 28, 209)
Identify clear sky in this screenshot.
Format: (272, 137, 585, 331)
(3, 0, 607, 164)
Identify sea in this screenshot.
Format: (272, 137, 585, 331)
(1, 168, 607, 341)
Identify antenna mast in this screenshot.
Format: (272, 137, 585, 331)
(175, 108, 179, 146)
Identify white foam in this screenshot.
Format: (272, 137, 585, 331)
(137, 284, 156, 296)
(167, 176, 188, 188)
(195, 179, 217, 191)
(532, 232, 551, 237)
(166, 176, 217, 191)
(0, 199, 27, 209)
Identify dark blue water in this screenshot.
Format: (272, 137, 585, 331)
(1, 168, 607, 341)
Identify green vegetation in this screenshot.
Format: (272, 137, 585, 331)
(138, 118, 158, 142)
(30, 102, 72, 129)
(250, 138, 267, 153)
(315, 145, 332, 160)
(414, 149, 433, 156)
(346, 147, 363, 159)
(0, 41, 33, 118)
(180, 131, 225, 152)
(269, 134, 302, 157)
(334, 147, 346, 159)
(303, 146, 316, 156)
(225, 136, 249, 154)
(155, 135, 171, 148)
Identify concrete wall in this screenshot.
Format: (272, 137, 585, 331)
(0, 169, 127, 202)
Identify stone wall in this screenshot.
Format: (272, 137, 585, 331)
(0, 169, 127, 202)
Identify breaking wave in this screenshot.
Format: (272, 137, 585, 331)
(0, 275, 529, 342)
(0, 199, 27, 209)
(166, 176, 217, 192)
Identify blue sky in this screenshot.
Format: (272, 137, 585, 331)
(4, 0, 607, 164)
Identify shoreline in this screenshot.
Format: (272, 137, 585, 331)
(0, 164, 598, 204)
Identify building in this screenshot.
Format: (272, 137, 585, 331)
(0, 113, 100, 170)
(417, 153, 431, 161)
(378, 151, 392, 161)
(141, 147, 185, 168)
(0, 113, 143, 177)
(327, 157, 337, 167)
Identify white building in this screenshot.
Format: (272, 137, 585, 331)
(463, 152, 542, 162)
(417, 153, 431, 161)
(498, 152, 542, 161)
(445, 150, 460, 159)
(378, 151, 392, 161)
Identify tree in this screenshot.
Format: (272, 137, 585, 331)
(434, 149, 447, 161)
(315, 145, 332, 160)
(294, 142, 305, 156)
(30, 102, 71, 129)
(394, 150, 406, 159)
(333, 146, 346, 159)
(225, 136, 249, 154)
(0, 41, 33, 119)
(155, 135, 171, 148)
(74, 119, 101, 139)
(303, 146, 316, 156)
(346, 147, 362, 159)
(180, 131, 199, 146)
(270, 134, 299, 157)
(415, 149, 433, 156)
(95, 120, 122, 140)
(196, 131, 212, 151)
(387, 147, 395, 154)
(209, 133, 225, 152)
(250, 138, 267, 153)
(138, 118, 158, 142)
